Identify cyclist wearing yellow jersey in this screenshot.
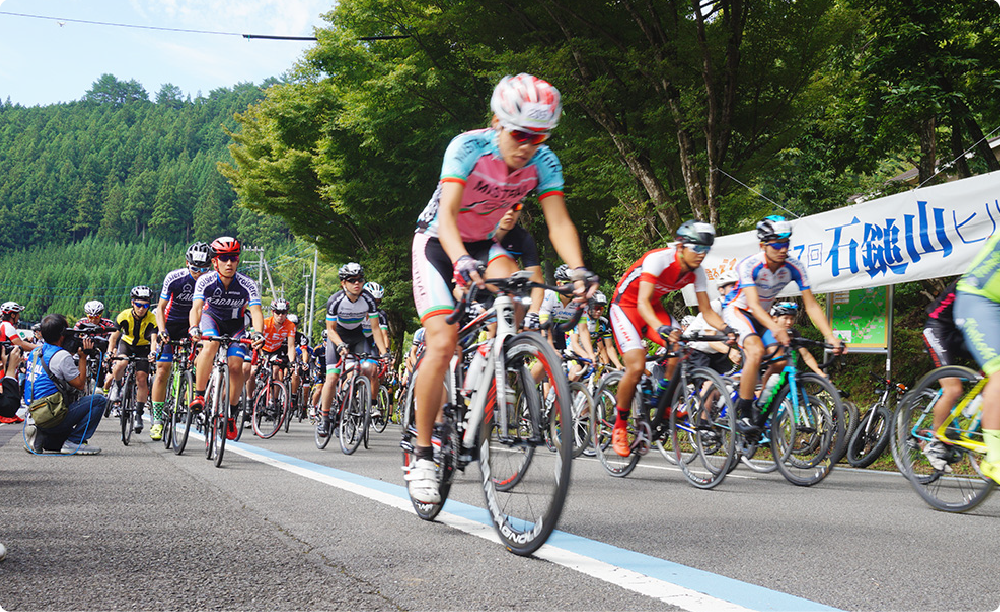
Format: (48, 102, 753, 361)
(954, 233, 1000, 481)
(103, 286, 158, 433)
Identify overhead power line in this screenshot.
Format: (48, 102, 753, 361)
(0, 11, 411, 42)
(0, 10, 312, 39)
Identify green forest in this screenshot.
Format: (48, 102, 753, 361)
(1, 0, 998, 392)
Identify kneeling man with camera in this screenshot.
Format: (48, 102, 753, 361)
(23, 314, 107, 455)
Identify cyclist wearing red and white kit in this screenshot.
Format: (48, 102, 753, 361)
(406, 73, 596, 505)
(722, 215, 844, 435)
(608, 221, 732, 457)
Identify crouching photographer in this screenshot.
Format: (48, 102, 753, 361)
(23, 314, 107, 455)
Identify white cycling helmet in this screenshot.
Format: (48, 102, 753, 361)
(490, 73, 562, 133)
(287, 314, 299, 324)
(130, 286, 152, 300)
(84, 300, 105, 317)
(717, 269, 739, 289)
(363, 282, 384, 299)
(0, 301, 24, 315)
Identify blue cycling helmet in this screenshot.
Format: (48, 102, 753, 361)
(756, 215, 792, 242)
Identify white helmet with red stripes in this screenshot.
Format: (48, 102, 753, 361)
(490, 73, 562, 133)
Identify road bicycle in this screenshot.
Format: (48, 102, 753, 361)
(250, 352, 289, 439)
(845, 371, 904, 468)
(734, 336, 845, 487)
(106, 353, 151, 446)
(891, 365, 995, 512)
(400, 270, 580, 555)
(370, 359, 396, 434)
(201, 335, 252, 468)
(592, 330, 737, 489)
(340, 353, 380, 455)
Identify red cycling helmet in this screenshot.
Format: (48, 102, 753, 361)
(210, 236, 241, 258)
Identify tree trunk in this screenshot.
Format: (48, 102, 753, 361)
(917, 116, 937, 186)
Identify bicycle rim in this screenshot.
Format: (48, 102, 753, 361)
(373, 387, 390, 433)
(846, 405, 891, 468)
(670, 367, 737, 489)
(480, 332, 571, 556)
(592, 371, 641, 477)
(770, 373, 843, 486)
(120, 379, 134, 446)
(891, 366, 994, 512)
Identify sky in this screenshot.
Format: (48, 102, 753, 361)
(0, 0, 334, 106)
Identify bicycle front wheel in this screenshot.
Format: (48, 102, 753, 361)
(340, 377, 370, 455)
(770, 373, 844, 486)
(252, 380, 286, 439)
(373, 386, 390, 433)
(891, 366, 994, 512)
(479, 332, 572, 556)
(120, 377, 135, 446)
(569, 382, 593, 459)
(846, 405, 892, 468)
(171, 371, 193, 455)
(592, 371, 641, 477)
(212, 367, 229, 467)
(670, 367, 737, 489)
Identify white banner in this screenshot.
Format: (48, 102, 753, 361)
(683, 170, 1000, 304)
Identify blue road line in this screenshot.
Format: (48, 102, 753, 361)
(229, 440, 842, 612)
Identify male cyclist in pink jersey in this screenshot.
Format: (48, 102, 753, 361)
(407, 73, 596, 504)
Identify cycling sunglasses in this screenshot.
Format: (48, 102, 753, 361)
(687, 243, 712, 254)
(216, 254, 239, 263)
(767, 241, 790, 250)
(502, 123, 550, 146)
(343, 276, 364, 284)
(133, 302, 151, 309)
(273, 310, 288, 315)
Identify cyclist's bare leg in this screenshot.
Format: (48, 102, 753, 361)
(194, 341, 219, 393)
(228, 354, 246, 405)
(320, 371, 340, 418)
(616, 348, 647, 416)
(151, 361, 171, 403)
(935, 376, 963, 431)
(414, 314, 456, 448)
(738, 335, 765, 401)
(136, 370, 150, 403)
(105, 358, 128, 390)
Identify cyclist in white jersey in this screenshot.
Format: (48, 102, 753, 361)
(721, 215, 844, 434)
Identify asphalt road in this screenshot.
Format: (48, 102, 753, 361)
(3, 415, 1000, 612)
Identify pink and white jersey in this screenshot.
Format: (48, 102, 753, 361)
(723, 252, 810, 312)
(612, 246, 708, 309)
(415, 128, 564, 242)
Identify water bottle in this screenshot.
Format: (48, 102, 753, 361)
(962, 394, 983, 418)
(462, 343, 491, 393)
(756, 372, 785, 411)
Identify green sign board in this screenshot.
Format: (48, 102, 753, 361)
(827, 286, 890, 350)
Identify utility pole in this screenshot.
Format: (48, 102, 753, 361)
(309, 248, 318, 340)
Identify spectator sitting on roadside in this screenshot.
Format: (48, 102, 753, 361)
(22, 314, 106, 455)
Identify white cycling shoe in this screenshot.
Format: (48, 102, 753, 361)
(405, 458, 441, 504)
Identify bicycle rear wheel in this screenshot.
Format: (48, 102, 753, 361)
(480, 332, 572, 556)
(252, 380, 286, 439)
(891, 366, 994, 512)
(770, 373, 844, 486)
(592, 371, 641, 477)
(399, 362, 452, 520)
(670, 367, 737, 489)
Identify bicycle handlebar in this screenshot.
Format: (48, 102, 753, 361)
(445, 269, 595, 327)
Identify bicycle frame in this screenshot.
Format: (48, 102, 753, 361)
(934, 376, 987, 453)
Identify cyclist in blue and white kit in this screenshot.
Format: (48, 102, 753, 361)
(722, 215, 844, 434)
(407, 73, 596, 504)
(188, 237, 264, 438)
(149, 242, 211, 440)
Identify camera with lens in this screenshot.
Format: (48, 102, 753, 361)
(63, 330, 84, 355)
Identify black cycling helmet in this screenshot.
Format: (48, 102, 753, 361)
(675, 219, 716, 248)
(186, 242, 212, 267)
(757, 215, 793, 242)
